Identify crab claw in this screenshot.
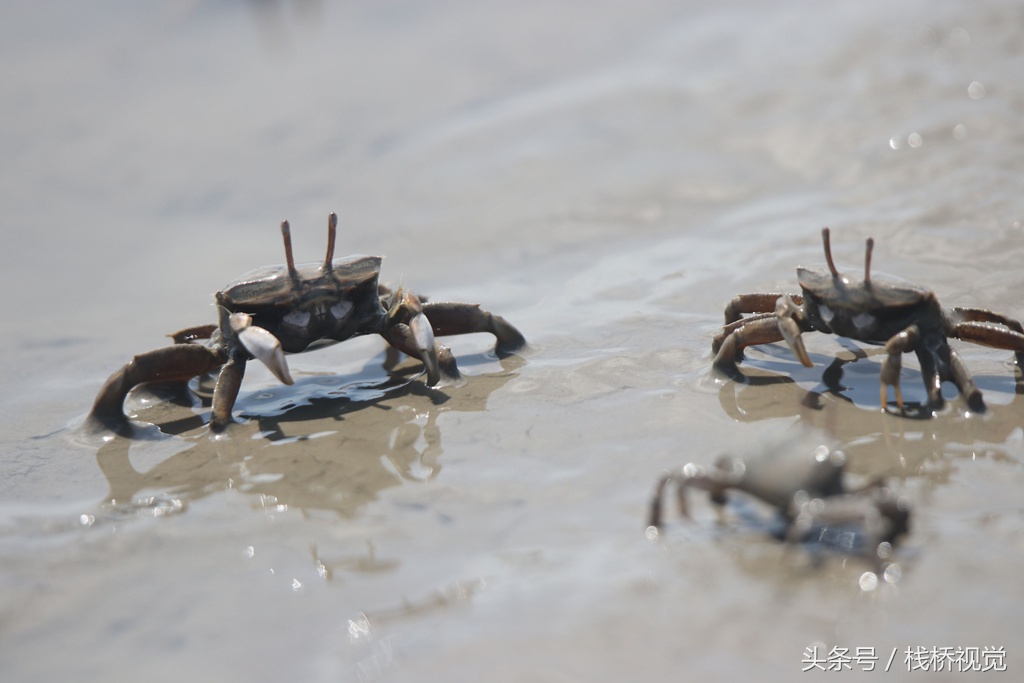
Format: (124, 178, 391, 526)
(409, 311, 441, 386)
(229, 312, 294, 385)
(776, 295, 813, 367)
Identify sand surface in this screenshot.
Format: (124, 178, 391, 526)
(2, 1, 1022, 680)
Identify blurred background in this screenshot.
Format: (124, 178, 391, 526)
(2, 1, 1022, 680)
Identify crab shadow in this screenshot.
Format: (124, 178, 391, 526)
(92, 354, 523, 520)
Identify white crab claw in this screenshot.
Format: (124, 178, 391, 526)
(778, 317, 812, 367)
(409, 312, 441, 386)
(230, 313, 294, 385)
(775, 296, 812, 367)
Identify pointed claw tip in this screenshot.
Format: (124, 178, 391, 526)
(405, 312, 440, 385)
(236, 325, 293, 386)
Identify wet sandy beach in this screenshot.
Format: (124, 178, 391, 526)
(2, 1, 1023, 680)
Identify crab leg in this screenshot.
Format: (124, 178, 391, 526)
(880, 326, 918, 412)
(712, 311, 776, 354)
(648, 468, 731, 530)
(949, 319, 1024, 363)
(647, 471, 701, 530)
(420, 301, 527, 355)
(648, 473, 667, 529)
(88, 344, 226, 427)
(170, 324, 218, 344)
(712, 316, 788, 373)
(722, 293, 802, 325)
(946, 347, 985, 413)
(946, 307, 1024, 333)
(882, 326, 982, 412)
(210, 354, 247, 431)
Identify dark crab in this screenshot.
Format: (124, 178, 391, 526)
(89, 212, 526, 432)
(647, 445, 911, 557)
(712, 228, 1024, 414)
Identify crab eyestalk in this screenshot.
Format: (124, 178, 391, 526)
(281, 220, 298, 279)
(821, 227, 839, 278)
(864, 237, 875, 286)
(323, 212, 338, 273)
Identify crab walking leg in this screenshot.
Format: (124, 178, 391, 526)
(880, 326, 918, 412)
(946, 347, 985, 413)
(420, 302, 527, 354)
(711, 312, 777, 354)
(947, 307, 1024, 333)
(170, 324, 218, 344)
(647, 473, 671, 530)
(712, 316, 788, 373)
(210, 354, 247, 431)
(648, 468, 736, 531)
(89, 344, 226, 426)
(950, 320, 1024, 363)
(647, 472, 697, 530)
(722, 292, 803, 324)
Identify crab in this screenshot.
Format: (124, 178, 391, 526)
(712, 228, 1024, 414)
(88, 212, 526, 432)
(647, 445, 911, 558)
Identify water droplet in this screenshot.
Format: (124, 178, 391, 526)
(907, 132, 923, 148)
(953, 123, 967, 141)
(949, 26, 970, 50)
(968, 81, 986, 100)
(883, 562, 903, 584)
(348, 614, 372, 642)
(859, 571, 879, 591)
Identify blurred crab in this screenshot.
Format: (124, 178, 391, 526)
(647, 445, 911, 559)
(712, 228, 1024, 414)
(89, 212, 526, 432)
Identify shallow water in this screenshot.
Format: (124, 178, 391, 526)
(2, 1, 1023, 680)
